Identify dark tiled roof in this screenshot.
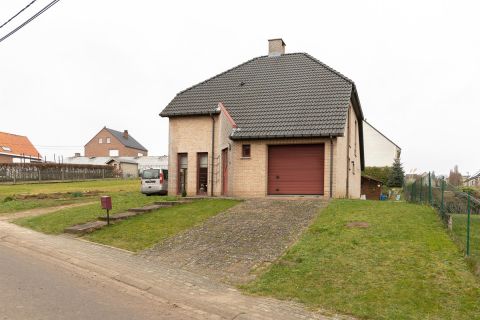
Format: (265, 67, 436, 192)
(160, 53, 363, 139)
(105, 128, 148, 151)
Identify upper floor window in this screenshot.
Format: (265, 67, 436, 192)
(1, 146, 11, 151)
(137, 153, 143, 157)
(242, 144, 251, 158)
(99, 138, 103, 144)
(109, 149, 119, 156)
(106, 137, 111, 144)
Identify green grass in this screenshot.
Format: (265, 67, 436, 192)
(452, 214, 480, 274)
(14, 192, 170, 234)
(0, 196, 93, 214)
(0, 179, 140, 200)
(84, 199, 240, 252)
(243, 200, 480, 320)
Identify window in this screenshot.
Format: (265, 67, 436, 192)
(178, 153, 188, 194)
(242, 144, 251, 158)
(1, 146, 11, 151)
(197, 153, 208, 195)
(99, 138, 103, 144)
(109, 149, 119, 156)
(137, 153, 143, 157)
(106, 137, 111, 143)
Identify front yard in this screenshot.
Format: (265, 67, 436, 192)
(243, 200, 480, 320)
(452, 214, 480, 274)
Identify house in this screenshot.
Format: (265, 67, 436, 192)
(361, 175, 383, 200)
(464, 171, 480, 187)
(363, 120, 401, 167)
(84, 127, 148, 157)
(160, 39, 365, 198)
(64, 155, 168, 178)
(0, 131, 41, 163)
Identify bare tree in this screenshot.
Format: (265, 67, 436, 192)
(448, 165, 462, 186)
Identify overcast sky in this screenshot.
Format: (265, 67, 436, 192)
(1, 0, 479, 175)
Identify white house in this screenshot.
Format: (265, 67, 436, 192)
(363, 120, 401, 167)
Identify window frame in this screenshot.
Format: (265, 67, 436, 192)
(98, 138, 103, 144)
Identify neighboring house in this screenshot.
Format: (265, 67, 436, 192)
(84, 127, 148, 157)
(160, 39, 365, 198)
(363, 120, 401, 167)
(465, 171, 480, 187)
(0, 131, 41, 163)
(64, 156, 168, 178)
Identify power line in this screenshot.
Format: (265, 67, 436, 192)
(0, 0, 61, 45)
(0, 0, 38, 29)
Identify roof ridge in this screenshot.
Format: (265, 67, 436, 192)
(300, 52, 354, 84)
(176, 55, 264, 96)
(0, 131, 28, 138)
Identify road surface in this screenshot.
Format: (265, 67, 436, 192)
(0, 243, 194, 320)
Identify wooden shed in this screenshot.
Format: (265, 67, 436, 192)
(361, 175, 383, 200)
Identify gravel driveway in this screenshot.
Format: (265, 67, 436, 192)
(142, 198, 328, 284)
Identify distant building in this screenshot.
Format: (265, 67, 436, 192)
(0, 131, 41, 163)
(464, 171, 480, 187)
(84, 127, 148, 157)
(363, 120, 401, 167)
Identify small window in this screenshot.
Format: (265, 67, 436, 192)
(242, 144, 251, 158)
(99, 138, 103, 144)
(137, 153, 143, 157)
(109, 149, 119, 156)
(1, 146, 11, 151)
(106, 137, 111, 144)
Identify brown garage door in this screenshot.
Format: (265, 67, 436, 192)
(268, 144, 325, 195)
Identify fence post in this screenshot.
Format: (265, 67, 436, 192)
(441, 178, 445, 216)
(466, 191, 471, 256)
(428, 172, 432, 206)
(420, 177, 423, 203)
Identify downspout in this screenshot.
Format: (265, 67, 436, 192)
(210, 112, 215, 197)
(330, 135, 334, 199)
(346, 107, 350, 198)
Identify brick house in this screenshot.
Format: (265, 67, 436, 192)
(160, 39, 365, 198)
(0, 131, 41, 163)
(84, 127, 148, 157)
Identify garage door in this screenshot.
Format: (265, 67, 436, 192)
(268, 144, 324, 195)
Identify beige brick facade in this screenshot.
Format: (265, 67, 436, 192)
(85, 128, 147, 157)
(167, 105, 362, 199)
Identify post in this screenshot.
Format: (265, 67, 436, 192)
(466, 191, 471, 256)
(419, 177, 423, 203)
(441, 178, 445, 216)
(428, 172, 432, 206)
(107, 209, 110, 225)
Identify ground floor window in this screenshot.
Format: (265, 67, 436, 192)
(178, 153, 188, 194)
(197, 153, 208, 195)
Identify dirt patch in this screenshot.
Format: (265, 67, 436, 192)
(13, 191, 101, 200)
(0, 202, 95, 222)
(346, 221, 370, 228)
(141, 198, 329, 285)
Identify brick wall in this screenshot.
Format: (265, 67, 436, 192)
(84, 128, 147, 157)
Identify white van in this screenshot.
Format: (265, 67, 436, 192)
(141, 169, 168, 195)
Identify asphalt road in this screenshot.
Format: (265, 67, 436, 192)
(0, 244, 194, 320)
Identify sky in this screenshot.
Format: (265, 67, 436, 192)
(0, 0, 479, 176)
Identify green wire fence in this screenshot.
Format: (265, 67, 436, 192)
(404, 172, 480, 274)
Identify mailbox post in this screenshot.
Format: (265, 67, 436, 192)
(100, 196, 112, 225)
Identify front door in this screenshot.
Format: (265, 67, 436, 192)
(222, 148, 228, 195)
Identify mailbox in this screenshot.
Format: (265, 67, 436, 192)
(100, 196, 112, 210)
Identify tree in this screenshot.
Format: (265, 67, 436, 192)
(448, 165, 462, 186)
(387, 158, 405, 187)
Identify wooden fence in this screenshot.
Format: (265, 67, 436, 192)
(0, 163, 118, 183)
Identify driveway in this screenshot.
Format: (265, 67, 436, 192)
(142, 198, 328, 284)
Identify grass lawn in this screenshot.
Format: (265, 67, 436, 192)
(14, 192, 171, 234)
(0, 179, 140, 200)
(243, 200, 480, 320)
(0, 196, 93, 215)
(85, 199, 239, 252)
(452, 214, 480, 274)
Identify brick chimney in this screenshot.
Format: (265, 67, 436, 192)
(268, 38, 286, 57)
(123, 130, 129, 139)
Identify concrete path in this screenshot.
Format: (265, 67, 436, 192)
(143, 199, 329, 284)
(0, 220, 344, 320)
(0, 201, 95, 222)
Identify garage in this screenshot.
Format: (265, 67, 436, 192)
(268, 144, 325, 195)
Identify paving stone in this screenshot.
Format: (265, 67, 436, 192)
(64, 220, 107, 234)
